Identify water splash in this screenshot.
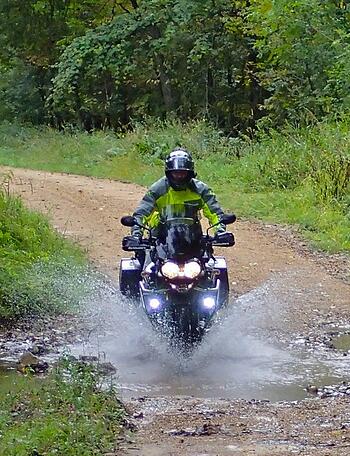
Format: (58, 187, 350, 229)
(71, 269, 349, 402)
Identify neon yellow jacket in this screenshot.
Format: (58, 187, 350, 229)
(132, 177, 225, 234)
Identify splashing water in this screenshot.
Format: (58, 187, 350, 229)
(71, 269, 349, 402)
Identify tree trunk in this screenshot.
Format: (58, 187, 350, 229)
(148, 25, 174, 113)
(157, 57, 174, 112)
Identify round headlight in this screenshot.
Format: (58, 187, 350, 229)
(184, 261, 201, 279)
(161, 261, 180, 279)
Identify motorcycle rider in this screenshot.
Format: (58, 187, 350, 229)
(130, 148, 227, 246)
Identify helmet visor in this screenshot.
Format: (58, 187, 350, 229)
(166, 156, 193, 171)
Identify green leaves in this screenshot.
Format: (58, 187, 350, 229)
(2, 0, 350, 129)
(0, 357, 124, 455)
(245, 0, 350, 124)
(0, 177, 86, 319)
(47, 0, 259, 130)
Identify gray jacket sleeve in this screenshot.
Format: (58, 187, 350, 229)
(131, 178, 166, 236)
(193, 180, 226, 232)
(131, 190, 156, 235)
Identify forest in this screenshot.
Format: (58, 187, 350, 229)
(1, 0, 350, 132)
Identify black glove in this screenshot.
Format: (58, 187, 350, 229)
(130, 233, 142, 242)
(131, 227, 142, 239)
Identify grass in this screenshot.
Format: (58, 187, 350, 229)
(0, 171, 87, 320)
(0, 358, 125, 456)
(0, 119, 349, 252)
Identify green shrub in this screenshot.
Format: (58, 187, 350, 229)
(311, 150, 350, 206)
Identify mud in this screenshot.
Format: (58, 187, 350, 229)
(1, 166, 350, 455)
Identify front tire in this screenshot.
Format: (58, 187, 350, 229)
(167, 297, 205, 353)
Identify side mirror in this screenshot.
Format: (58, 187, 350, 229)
(220, 213, 236, 225)
(121, 215, 137, 227)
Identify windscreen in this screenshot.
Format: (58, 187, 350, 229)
(157, 206, 202, 259)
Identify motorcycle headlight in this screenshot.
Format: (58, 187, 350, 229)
(161, 261, 180, 279)
(184, 261, 201, 279)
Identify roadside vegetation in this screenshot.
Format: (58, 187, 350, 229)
(0, 171, 87, 321)
(0, 119, 349, 253)
(2, 1, 350, 133)
(0, 149, 125, 456)
(0, 358, 125, 456)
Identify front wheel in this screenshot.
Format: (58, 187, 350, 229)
(167, 298, 205, 353)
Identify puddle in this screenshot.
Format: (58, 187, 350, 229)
(73, 321, 347, 402)
(70, 271, 350, 403)
(331, 334, 350, 351)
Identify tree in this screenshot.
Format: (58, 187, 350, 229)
(244, 0, 350, 124)
(0, 0, 128, 124)
(50, 0, 261, 131)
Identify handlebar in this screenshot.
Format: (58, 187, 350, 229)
(122, 231, 235, 252)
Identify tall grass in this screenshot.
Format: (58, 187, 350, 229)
(0, 172, 87, 320)
(0, 119, 349, 252)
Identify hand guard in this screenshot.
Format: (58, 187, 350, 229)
(122, 234, 142, 251)
(213, 231, 235, 247)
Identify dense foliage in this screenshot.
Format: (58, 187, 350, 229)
(0, 358, 124, 455)
(49, 0, 260, 131)
(1, 0, 349, 130)
(246, 0, 350, 126)
(0, 0, 135, 124)
(0, 172, 86, 320)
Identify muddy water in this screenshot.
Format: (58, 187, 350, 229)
(332, 334, 350, 351)
(71, 270, 350, 402)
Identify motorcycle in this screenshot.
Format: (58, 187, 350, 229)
(119, 210, 236, 351)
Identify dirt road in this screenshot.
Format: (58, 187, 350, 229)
(3, 166, 350, 455)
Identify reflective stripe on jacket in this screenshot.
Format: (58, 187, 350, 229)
(132, 177, 225, 234)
